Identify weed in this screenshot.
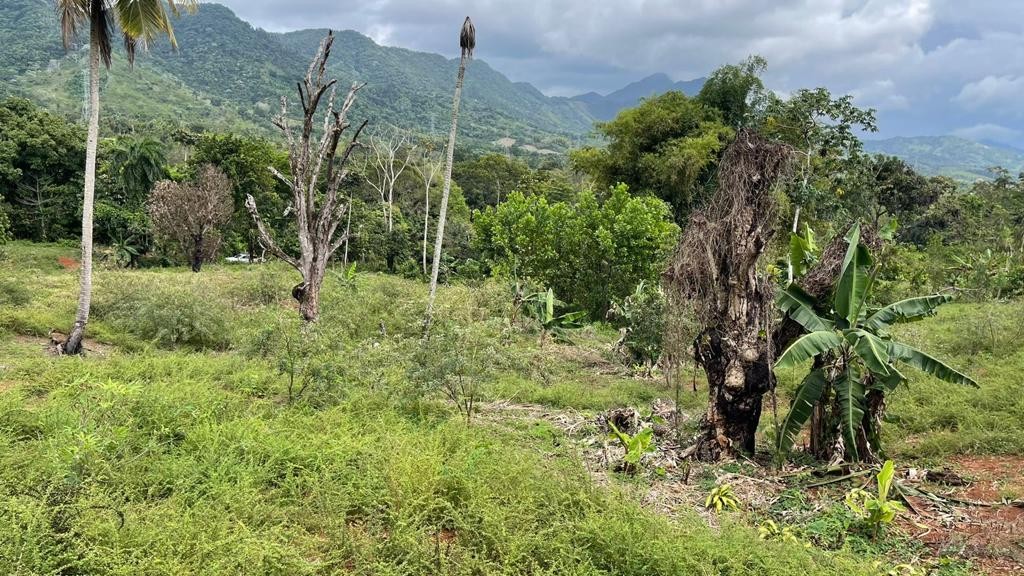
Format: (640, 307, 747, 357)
(705, 483, 740, 513)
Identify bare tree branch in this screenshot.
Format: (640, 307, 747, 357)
(245, 31, 367, 321)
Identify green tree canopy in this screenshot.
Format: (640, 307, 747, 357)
(0, 97, 85, 241)
(474, 183, 680, 315)
(570, 92, 732, 223)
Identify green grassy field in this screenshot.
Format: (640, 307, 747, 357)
(1, 241, 1018, 574)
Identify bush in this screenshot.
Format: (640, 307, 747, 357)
(93, 276, 231, 350)
(474, 183, 680, 315)
(239, 268, 289, 307)
(608, 281, 665, 372)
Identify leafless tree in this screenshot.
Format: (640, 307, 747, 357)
(413, 143, 445, 275)
(147, 164, 233, 273)
(244, 31, 368, 322)
(366, 126, 416, 233)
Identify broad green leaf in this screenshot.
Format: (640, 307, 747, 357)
(775, 331, 844, 369)
(789, 224, 818, 277)
(835, 367, 866, 462)
(776, 368, 828, 456)
(876, 363, 907, 391)
(848, 330, 891, 378)
(545, 288, 554, 321)
(877, 460, 896, 502)
(834, 225, 873, 326)
(777, 285, 832, 333)
(864, 294, 953, 331)
(889, 341, 979, 388)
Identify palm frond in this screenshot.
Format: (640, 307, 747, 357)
(114, 0, 174, 52)
(835, 367, 866, 461)
(889, 341, 979, 388)
(91, 0, 114, 68)
(55, 0, 89, 50)
(847, 330, 891, 378)
(834, 224, 872, 327)
(777, 284, 832, 333)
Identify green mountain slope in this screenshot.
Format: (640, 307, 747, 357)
(0, 1, 592, 151)
(863, 136, 1024, 182)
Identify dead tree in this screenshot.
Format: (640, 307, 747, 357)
(147, 165, 233, 273)
(366, 126, 416, 234)
(245, 31, 368, 322)
(413, 144, 444, 275)
(665, 130, 793, 461)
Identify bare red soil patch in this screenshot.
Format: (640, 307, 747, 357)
(900, 456, 1024, 575)
(57, 256, 80, 270)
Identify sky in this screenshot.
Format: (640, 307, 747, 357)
(213, 0, 1024, 147)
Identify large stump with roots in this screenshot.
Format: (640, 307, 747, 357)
(665, 130, 793, 461)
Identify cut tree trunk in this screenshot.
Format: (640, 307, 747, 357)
(64, 28, 101, 356)
(425, 17, 473, 335)
(424, 54, 466, 333)
(693, 328, 773, 459)
(666, 130, 792, 461)
(191, 232, 204, 272)
(294, 276, 322, 322)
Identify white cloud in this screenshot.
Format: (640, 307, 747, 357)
(851, 80, 910, 111)
(951, 123, 1021, 143)
(954, 75, 1024, 112)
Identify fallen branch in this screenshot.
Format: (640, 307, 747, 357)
(803, 469, 871, 488)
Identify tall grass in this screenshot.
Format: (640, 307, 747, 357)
(0, 242, 1013, 573)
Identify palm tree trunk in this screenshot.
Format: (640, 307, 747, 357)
(423, 52, 468, 335)
(64, 33, 101, 355)
(422, 178, 430, 275)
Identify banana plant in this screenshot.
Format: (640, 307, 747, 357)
(774, 223, 978, 461)
(521, 288, 587, 343)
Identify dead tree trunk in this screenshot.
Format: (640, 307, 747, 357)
(244, 31, 367, 322)
(191, 231, 204, 272)
(666, 130, 793, 461)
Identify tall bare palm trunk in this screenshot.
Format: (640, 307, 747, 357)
(422, 179, 430, 275)
(64, 31, 101, 355)
(424, 17, 474, 335)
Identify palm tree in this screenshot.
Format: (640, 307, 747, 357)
(56, 0, 197, 354)
(424, 16, 474, 335)
(108, 136, 168, 206)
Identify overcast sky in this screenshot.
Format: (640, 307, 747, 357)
(214, 0, 1024, 146)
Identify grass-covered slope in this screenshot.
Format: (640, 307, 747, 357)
(3, 241, 1021, 573)
(0, 242, 885, 575)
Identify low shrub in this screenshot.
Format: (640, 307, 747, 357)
(93, 275, 231, 350)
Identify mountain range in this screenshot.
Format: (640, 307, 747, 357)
(862, 136, 1024, 181)
(0, 0, 595, 152)
(1, 0, 1021, 177)
(570, 73, 706, 121)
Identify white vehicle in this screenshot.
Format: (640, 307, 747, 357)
(224, 252, 265, 264)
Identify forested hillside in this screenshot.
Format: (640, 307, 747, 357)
(0, 0, 592, 152)
(863, 136, 1024, 181)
